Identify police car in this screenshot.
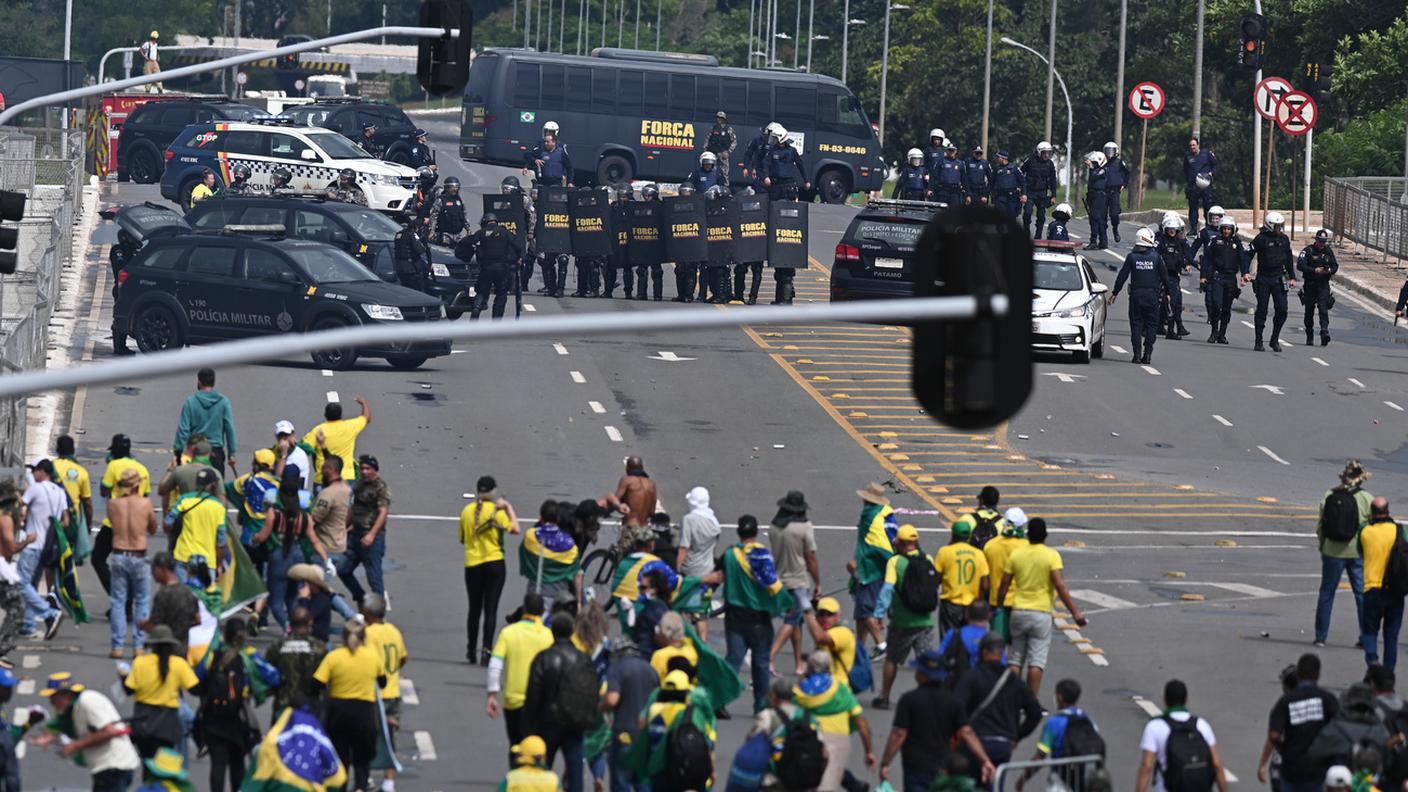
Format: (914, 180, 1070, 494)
(159, 121, 418, 212)
(1031, 240, 1108, 363)
(112, 229, 452, 370)
(828, 199, 940, 301)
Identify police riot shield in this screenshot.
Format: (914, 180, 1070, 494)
(569, 189, 613, 257)
(663, 195, 707, 263)
(626, 202, 664, 266)
(535, 186, 572, 255)
(482, 193, 527, 250)
(705, 194, 739, 266)
(735, 194, 768, 263)
(611, 204, 630, 263)
(767, 200, 809, 269)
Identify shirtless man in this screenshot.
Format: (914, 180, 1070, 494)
(601, 456, 657, 528)
(107, 468, 157, 658)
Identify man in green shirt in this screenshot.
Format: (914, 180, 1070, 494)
(1315, 460, 1373, 647)
(870, 524, 936, 710)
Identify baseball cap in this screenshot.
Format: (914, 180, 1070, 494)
(1324, 765, 1353, 789)
(951, 515, 975, 539)
(195, 468, 220, 488)
(663, 670, 693, 691)
(274, 420, 295, 436)
(896, 524, 919, 542)
(816, 597, 841, 615)
(911, 649, 946, 682)
(358, 454, 379, 471)
(254, 449, 276, 467)
(1004, 507, 1029, 528)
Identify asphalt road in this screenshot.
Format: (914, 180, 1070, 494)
(18, 117, 1408, 790)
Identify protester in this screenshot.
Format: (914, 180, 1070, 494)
(1306, 683, 1391, 781)
(52, 435, 93, 551)
(363, 593, 407, 792)
(19, 461, 67, 640)
(503, 735, 563, 792)
(0, 483, 26, 662)
(305, 396, 373, 485)
(1258, 653, 1338, 792)
(488, 593, 555, 759)
(521, 501, 583, 608)
(314, 618, 384, 792)
(935, 517, 990, 638)
(523, 611, 597, 792)
(880, 648, 993, 792)
(121, 625, 198, 760)
(631, 669, 716, 792)
(678, 486, 721, 639)
(35, 672, 143, 789)
(1369, 665, 1408, 789)
(994, 518, 1087, 696)
(793, 649, 876, 792)
(936, 600, 996, 686)
(99, 434, 151, 597)
(605, 640, 659, 792)
(273, 420, 313, 495)
(263, 606, 327, 722)
(172, 368, 236, 474)
(197, 619, 259, 792)
(651, 612, 699, 681)
(722, 514, 787, 714)
(265, 475, 315, 631)
(342, 454, 391, 606)
(462, 476, 519, 665)
(308, 456, 358, 621)
(165, 468, 226, 585)
(1015, 679, 1103, 792)
(982, 514, 1028, 640)
(1315, 461, 1372, 648)
(872, 524, 937, 709)
(141, 553, 197, 656)
(769, 490, 820, 678)
(1134, 679, 1230, 792)
(1358, 497, 1403, 670)
(853, 482, 898, 655)
(108, 467, 157, 658)
(952, 632, 1041, 772)
(289, 562, 335, 642)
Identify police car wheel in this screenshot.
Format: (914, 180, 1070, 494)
(308, 317, 359, 370)
(385, 355, 428, 371)
(816, 169, 850, 204)
(386, 148, 411, 166)
(133, 304, 184, 353)
(128, 147, 161, 184)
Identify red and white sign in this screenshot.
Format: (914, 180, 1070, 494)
(1275, 90, 1318, 136)
(1254, 76, 1293, 121)
(1128, 82, 1165, 120)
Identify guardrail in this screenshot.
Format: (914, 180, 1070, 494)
(1323, 177, 1408, 263)
(990, 754, 1107, 791)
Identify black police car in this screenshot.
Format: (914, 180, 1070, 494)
(185, 194, 476, 316)
(828, 199, 939, 301)
(285, 100, 419, 164)
(112, 230, 452, 370)
(116, 98, 268, 184)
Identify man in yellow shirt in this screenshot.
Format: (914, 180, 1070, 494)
(52, 435, 93, 538)
(98, 434, 151, 598)
(362, 594, 408, 790)
(500, 736, 562, 792)
(1359, 497, 1403, 670)
(488, 592, 554, 763)
(164, 469, 227, 585)
(304, 396, 372, 486)
(805, 597, 856, 681)
(650, 612, 699, 681)
(982, 513, 1029, 641)
(935, 518, 990, 639)
(995, 519, 1086, 696)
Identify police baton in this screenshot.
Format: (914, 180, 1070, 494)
(514, 257, 523, 319)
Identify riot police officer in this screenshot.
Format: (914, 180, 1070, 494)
(923, 129, 948, 174)
(705, 111, 736, 182)
(572, 186, 613, 298)
(1102, 142, 1129, 243)
(394, 222, 434, 294)
(991, 150, 1025, 218)
(609, 183, 634, 298)
(1199, 215, 1248, 344)
(634, 183, 665, 301)
(462, 213, 524, 320)
(1047, 203, 1072, 242)
(1109, 227, 1171, 364)
(224, 164, 254, 196)
(1155, 214, 1193, 339)
(1021, 142, 1058, 239)
(762, 126, 809, 200)
(360, 123, 384, 158)
(335, 168, 368, 206)
(930, 143, 965, 207)
(699, 184, 733, 303)
(1083, 151, 1108, 250)
(742, 125, 770, 186)
(1297, 229, 1338, 346)
(405, 167, 440, 237)
(962, 145, 993, 205)
(892, 149, 928, 200)
(269, 167, 293, 194)
(687, 152, 724, 194)
(1189, 205, 1225, 324)
(733, 186, 764, 306)
(409, 128, 434, 169)
(672, 182, 702, 302)
(526, 134, 573, 187)
(1183, 136, 1218, 233)
(428, 176, 468, 244)
(1247, 211, 1296, 351)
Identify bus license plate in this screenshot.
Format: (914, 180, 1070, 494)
(874, 257, 903, 270)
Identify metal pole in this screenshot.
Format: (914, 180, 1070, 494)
(793, 0, 801, 69)
(1304, 127, 1313, 230)
(879, 1, 892, 146)
(1044, 0, 1056, 142)
(841, 0, 849, 82)
(382, 5, 388, 44)
(618, 0, 624, 48)
(1192, 0, 1204, 137)
(62, 0, 72, 146)
(524, 0, 532, 49)
(561, 0, 567, 53)
(1250, 0, 1262, 230)
(748, 0, 756, 68)
(981, 0, 994, 152)
(768, 0, 777, 64)
(603, 0, 608, 49)
(1000, 37, 1072, 205)
(1136, 118, 1147, 209)
(544, 0, 552, 50)
(656, 0, 661, 50)
(1114, 0, 1126, 147)
(327, 0, 332, 36)
(578, 0, 585, 54)
(635, 0, 641, 49)
(806, 0, 814, 72)
(514, 0, 519, 31)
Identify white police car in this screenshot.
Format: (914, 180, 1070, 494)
(160, 121, 418, 212)
(1031, 240, 1108, 363)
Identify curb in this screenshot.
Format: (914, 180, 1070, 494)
(1330, 264, 1399, 313)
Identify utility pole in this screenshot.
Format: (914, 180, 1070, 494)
(1192, 0, 1205, 137)
(1251, 0, 1263, 229)
(980, 0, 994, 152)
(656, 0, 661, 50)
(327, 0, 332, 36)
(748, 0, 756, 67)
(841, 0, 850, 82)
(1113, 0, 1126, 146)
(879, 2, 893, 145)
(524, 0, 532, 49)
(793, 0, 801, 69)
(1044, 0, 1057, 142)
(806, 0, 814, 72)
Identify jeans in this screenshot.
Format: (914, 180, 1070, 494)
(1315, 554, 1364, 643)
(725, 615, 774, 713)
(324, 554, 360, 620)
(91, 768, 135, 792)
(903, 766, 937, 792)
(17, 544, 57, 633)
(546, 729, 585, 792)
(610, 738, 650, 792)
(1361, 587, 1405, 669)
(338, 530, 385, 604)
(109, 554, 150, 652)
(466, 560, 507, 658)
(265, 547, 303, 630)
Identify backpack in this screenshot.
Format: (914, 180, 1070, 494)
(725, 730, 774, 792)
(1385, 525, 1408, 598)
(664, 706, 713, 792)
(939, 630, 972, 690)
(1160, 716, 1214, 792)
(550, 651, 601, 733)
(898, 553, 940, 614)
(1321, 488, 1361, 542)
(775, 713, 827, 791)
(847, 642, 873, 694)
(970, 510, 1002, 549)
(1060, 713, 1106, 758)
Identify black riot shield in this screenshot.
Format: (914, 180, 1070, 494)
(535, 186, 572, 255)
(569, 189, 612, 257)
(735, 194, 768, 264)
(767, 200, 809, 269)
(626, 202, 664, 267)
(482, 193, 527, 249)
(663, 195, 707, 263)
(611, 203, 630, 264)
(705, 194, 738, 266)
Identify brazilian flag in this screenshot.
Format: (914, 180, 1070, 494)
(241, 706, 347, 791)
(51, 516, 88, 623)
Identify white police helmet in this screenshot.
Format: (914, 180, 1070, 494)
(1054, 202, 1073, 217)
(1208, 205, 1225, 219)
(1264, 211, 1284, 229)
(907, 148, 923, 164)
(1103, 141, 1119, 156)
(1036, 141, 1054, 154)
(1218, 215, 1237, 231)
(700, 151, 717, 166)
(1087, 151, 1107, 167)
(929, 128, 945, 142)
(1161, 213, 1184, 231)
(543, 120, 560, 134)
(1136, 227, 1157, 247)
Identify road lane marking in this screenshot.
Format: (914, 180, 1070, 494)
(1203, 582, 1282, 598)
(402, 679, 419, 706)
(1386, 401, 1405, 412)
(321, 369, 334, 377)
(605, 426, 624, 442)
(1212, 414, 1233, 426)
(414, 730, 437, 761)
(22, 656, 38, 669)
(553, 343, 568, 355)
(1258, 445, 1291, 465)
(16, 679, 33, 696)
(1226, 770, 1240, 783)
(1088, 654, 1110, 666)
(1312, 356, 1329, 366)
(1181, 288, 1192, 295)
(1348, 378, 1365, 388)
(1070, 589, 1138, 610)
(1110, 344, 1127, 354)
(524, 303, 537, 312)
(1174, 388, 1193, 400)
(1141, 365, 1161, 376)
(588, 401, 606, 414)
(1133, 696, 1164, 717)
(569, 370, 586, 384)
(1241, 320, 1254, 329)
(325, 391, 339, 403)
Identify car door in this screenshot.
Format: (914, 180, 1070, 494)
(1081, 258, 1108, 337)
(291, 208, 345, 249)
(270, 132, 333, 188)
(237, 248, 302, 334)
(174, 243, 246, 338)
(221, 130, 270, 189)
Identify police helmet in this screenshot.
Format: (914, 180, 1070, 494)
(338, 167, 355, 181)
(361, 122, 377, 132)
(996, 149, 1011, 161)
(1218, 215, 1237, 231)
(444, 177, 461, 191)
(1053, 203, 1072, 220)
(1208, 205, 1225, 220)
(1264, 211, 1284, 230)
(1086, 151, 1107, 168)
(641, 183, 659, 200)
(1161, 213, 1184, 231)
(501, 175, 521, 193)
(929, 128, 945, 143)
(906, 148, 923, 165)
(1135, 227, 1157, 247)
(944, 141, 958, 152)
(678, 183, 696, 196)
(700, 151, 717, 168)
(616, 183, 633, 199)
(543, 120, 560, 134)
(417, 166, 437, 185)
(271, 167, 291, 185)
(1103, 141, 1119, 156)
(1314, 228, 1330, 243)
(482, 212, 498, 225)
(704, 185, 726, 200)
(1195, 173, 1212, 189)
(414, 128, 428, 138)
(232, 164, 251, 180)
(1036, 141, 1054, 154)
(971, 145, 984, 155)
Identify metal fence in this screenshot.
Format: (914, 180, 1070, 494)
(990, 754, 1107, 791)
(1323, 177, 1408, 263)
(0, 125, 85, 466)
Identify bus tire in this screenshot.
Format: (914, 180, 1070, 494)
(597, 154, 633, 186)
(816, 168, 851, 204)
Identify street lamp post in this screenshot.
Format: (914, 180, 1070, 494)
(1001, 36, 1072, 205)
(1044, 0, 1056, 142)
(841, 17, 864, 83)
(981, 0, 994, 152)
(1114, 0, 1127, 146)
(878, 3, 909, 147)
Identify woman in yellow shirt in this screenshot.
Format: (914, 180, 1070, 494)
(122, 624, 199, 759)
(460, 476, 519, 665)
(314, 619, 385, 792)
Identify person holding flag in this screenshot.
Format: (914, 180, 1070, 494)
(853, 483, 898, 657)
(52, 435, 93, 564)
(721, 514, 792, 714)
(624, 669, 717, 790)
(225, 449, 279, 633)
(243, 704, 348, 791)
(520, 503, 582, 608)
(631, 561, 738, 717)
(610, 525, 662, 633)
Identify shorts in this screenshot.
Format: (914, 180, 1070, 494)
(854, 579, 883, 622)
(783, 586, 814, 626)
(885, 625, 935, 665)
(939, 600, 967, 636)
(991, 606, 1011, 642)
(1008, 609, 1054, 669)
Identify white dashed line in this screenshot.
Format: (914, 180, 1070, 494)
(1180, 288, 1192, 295)
(1311, 356, 1329, 366)
(569, 370, 586, 384)
(1281, 339, 1294, 347)
(1258, 445, 1291, 465)
(1226, 770, 1240, 783)
(588, 401, 607, 414)
(1174, 388, 1193, 400)
(414, 731, 438, 761)
(1111, 344, 1128, 355)
(1386, 401, 1405, 412)
(1240, 320, 1254, 329)
(1087, 654, 1110, 666)
(1348, 378, 1365, 388)
(21, 656, 38, 669)
(1212, 414, 1233, 427)
(401, 679, 419, 706)
(1133, 696, 1164, 717)
(605, 426, 624, 442)
(321, 369, 334, 377)
(553, 343, 568, 355)
(524, 304, 537, 312)
(16, 679, 33, 696)
(1071, 589, 1138, 610)
(1141, 365, 1161, 376)
(325, 391, 339, 403)
(1204, 582, 1282, 598)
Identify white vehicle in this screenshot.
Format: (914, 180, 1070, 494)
(1031, 241, 1108, 363)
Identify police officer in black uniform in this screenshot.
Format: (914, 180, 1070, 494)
(609, 183, 634, 298)
(409, 128, 434, 169)
(634, 183, 665, 301)
(1188, 205, 1226, 325)
(519, 182, 544, 292)
(922, 129, 948, 175)
(1247, 211, 1296, 351)
(394, 222, 434, 294)
(991, 150, 1025, 219)
(526, 134, 573, 187)
(1183, 136, 1218, 233)
(1101, 143, 1129, 243)
(733, 187, 764, 306)
(334, 168, 368, 206)
(461, 213, 524, 320)
(892, 149, 928, 200)
(671, 182, 702, 302)
(1199, 215, 1248, 344)
(687, 152, 724, 194)
(962, 145, 993, 205)
(1084, 152, 1109, 250)
(1155, 214, 1193, 340)
(742, 125, 770, 188)
(930, 142, 965, 207)
(1109, 227, 1171, 364)
(269, 167, 293, 194)
(405, 166, 439, 238)
(1297, 229, 1338, 346)
(762, 127, 808, 305)
(224, 164, 254, 195)
(704, 111, 736, 185)
(1046, 202, 1072, 242)
(1021, 141, 1058, 239)
(428, 177, 468, 244)
(700, 184, 732, 303)
(360, 123, 384, 158)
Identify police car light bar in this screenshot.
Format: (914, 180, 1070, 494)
(249, 116, 299, 126)
(866, 198, 943, 210)
(1031, 239, 1078, 250)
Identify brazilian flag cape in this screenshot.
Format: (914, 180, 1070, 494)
(519, 523, 581, 584)
(854, 503, 897, 586)
(722, 542, 794, 615)
(611, 552, 661, 601)
(241, 706, 347, 791)
(793, 672, 860, 722)
(683, 622, 742, 707)
(51, 515, 88, 623)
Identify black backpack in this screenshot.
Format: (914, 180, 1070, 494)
(1161, 716, 1214, 792)
(775, 713, 827, 791)
(1321, 488, 1361, 542)
(1060, 713, 1106, 758)
(898, 553, 940, 614)
(663, 706, 713, 792)
(1385, 525, 1408, 597)
(970, 511, 1002, 549)
(550, 650, 602, 733)
(939, 630, 972, 690)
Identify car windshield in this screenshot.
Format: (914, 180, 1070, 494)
(338, 208, 401, 241)
(288, 107, 333, 126)
(852, 219, 925, 251)
(307, 131, 373, 160)
(1034, 260, 1085, 291)
(285, 246, 379, 284)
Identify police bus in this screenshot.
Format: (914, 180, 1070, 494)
(459, 47, 885, 204)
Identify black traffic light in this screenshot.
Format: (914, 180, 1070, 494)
(417, 0, 474, 96)
(0, 190, 26, 275)
(911, 205, 1033, 430)
(1304, 62, 1334, 105)
(1239, 13, 1267, 71)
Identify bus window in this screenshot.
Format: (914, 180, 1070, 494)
(819, 91, 869, 134)
(542, 65, 565, 110)
(696, 77, 720, 117)
(619, 70, 643, 116)
(466, 55, 496, 103)
(669, 75, 694, 117)
(566, 67, 591, 112)
(592, 70, 616, 114)
(721, 78, 747, 121)
(643, 73, 668, 116)
(776, 85, 817, 127)
(512, 62, 539, 106)
(746, 81, 770, 125)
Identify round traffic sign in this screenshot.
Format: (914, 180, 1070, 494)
(1254, 76, 1292, 121)
(1128, 82, 1165, 120)
(1275, 90, 1318, 136)
(236, 71, 248, 86)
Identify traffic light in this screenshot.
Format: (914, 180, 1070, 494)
(1239, 13, 1267, 71)
(0, 190, 25, 275)
(911, 205, 1033, 430)
(417, 0, 474, 96)
(1304, 62, 1334, 105)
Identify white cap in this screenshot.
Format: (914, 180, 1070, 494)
(1324, 765, 1353, 788)
(1003, 507, 1028, 528)
(274, 420, 295, 436)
